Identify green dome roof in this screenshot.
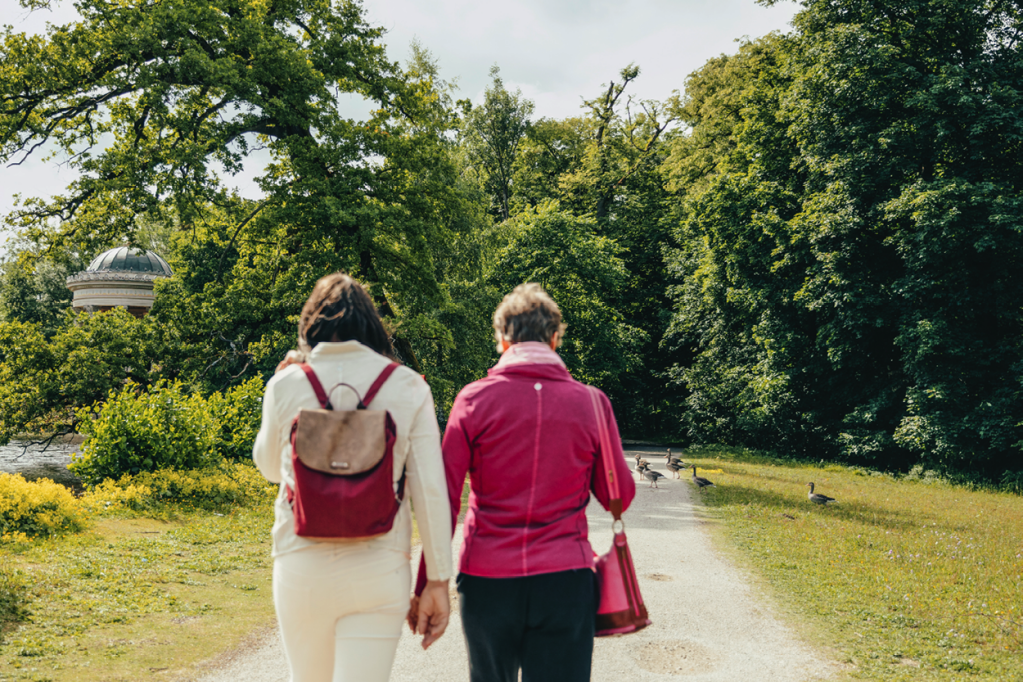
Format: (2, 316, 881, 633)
(86, 247, 172, 277)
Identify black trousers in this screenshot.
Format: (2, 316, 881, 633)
(457, 569, 595, 682)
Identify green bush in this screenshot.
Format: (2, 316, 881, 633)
(0, 473, 89, 541)
(206, 376, 264, 461)
(1001, 470, 1023, 494)
(82, 462, 276, 513)
(70, 381, 219, 485)
(0, 567, 30, 642)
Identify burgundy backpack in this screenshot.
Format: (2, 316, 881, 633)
(286, 362, 403, 538)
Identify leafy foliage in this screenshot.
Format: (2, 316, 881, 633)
(0, 319, 58, 443)
(665, 0, 1023, 478)
(70, 373, 265, 485)
(70, 381, 220, 485)
(461, 66, 534, 221)
(1, 0, 1021, 481)
(0, 0, 477, 381)
(0, 309, 175, 444)
(0, 242, 85, 337)
(206, 377, 265, 462)
(491, 202, 646, 397)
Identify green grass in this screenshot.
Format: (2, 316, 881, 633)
(0, 471, 465, 682)
(685, 448, 1023, 681)
(0, 506, 277, 681)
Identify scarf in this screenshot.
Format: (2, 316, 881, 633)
(495, 341, 567, 369)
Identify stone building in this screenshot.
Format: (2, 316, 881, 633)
(65, 246, 173, 317)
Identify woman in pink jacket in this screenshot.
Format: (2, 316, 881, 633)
(416, 283, 636, 682)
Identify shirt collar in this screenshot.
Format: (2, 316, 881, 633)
(308, 340, 373, 359)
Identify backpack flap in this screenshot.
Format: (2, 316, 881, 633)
(293, 408, 388, 475)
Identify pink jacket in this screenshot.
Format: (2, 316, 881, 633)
(422, 349, 635, 587)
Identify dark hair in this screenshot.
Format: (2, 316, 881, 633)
(492, 283, 567, 345)
(297, 273, 393, 356)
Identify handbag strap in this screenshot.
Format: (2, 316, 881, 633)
(297, 361, 400, 411)
(588, 385, 623, 521)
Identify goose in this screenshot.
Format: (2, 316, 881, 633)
(643, 468, 665, 488)
(691, 466, 714, 490)
(807, 482, 836, 505)
(634, 454, 650, 481)
(664, 451, 684, 466)
(666, 459, 684, 479)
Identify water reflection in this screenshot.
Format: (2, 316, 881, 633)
(0, 438, 81, 491)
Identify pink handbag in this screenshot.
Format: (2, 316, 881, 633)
(588, 386, 652, 636)
(286, 362, 403, 539)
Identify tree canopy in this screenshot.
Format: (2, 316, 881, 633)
(1, 0, 1021, 483)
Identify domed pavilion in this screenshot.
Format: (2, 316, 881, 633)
(65, 247, 173, 318)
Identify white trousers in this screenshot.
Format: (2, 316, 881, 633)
(273, 544, 410, 682)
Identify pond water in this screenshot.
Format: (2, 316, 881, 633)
(0, 438, 82, 491)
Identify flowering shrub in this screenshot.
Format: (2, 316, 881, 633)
(0, 473, 88, 540)
(81, 462, 276, 513)
(70, 381, 220, 485)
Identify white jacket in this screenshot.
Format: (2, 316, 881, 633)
(252, 340, 454, 582)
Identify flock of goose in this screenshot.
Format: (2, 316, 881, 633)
(631, 450, 838, 505)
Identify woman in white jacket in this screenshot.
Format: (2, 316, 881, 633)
(253, 272, 453, 681)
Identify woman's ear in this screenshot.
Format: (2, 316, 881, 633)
(500, 338, 511, 353)
(549, 332, 560, 350)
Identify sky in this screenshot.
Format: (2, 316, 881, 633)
(0, 0, 798, 248)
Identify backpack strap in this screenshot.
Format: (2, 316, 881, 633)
(297, 361, 399, 411)
(298, 364, 332, 410)
(361, 362, 400, 408)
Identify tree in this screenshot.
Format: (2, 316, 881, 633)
(0, 0, 470, 377)
(665, 0, 1023, 479)
(489, 201, 647, 401)
(460, 66, 534, 221)
(510, 117, 587, 214)
(469, 65, 685, 437)
(554, 67, 683, 436)
(0, 238, 91, 336)
(564, 65, 678, 223)
(663, 34, 809, 452)
(0, 308, 175, 443)
(786, 0, 1023, 476)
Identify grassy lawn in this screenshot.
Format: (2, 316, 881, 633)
(0, 506, 277, 681)
(685, 447, 1023, 681)
(0, 469, 458, 682)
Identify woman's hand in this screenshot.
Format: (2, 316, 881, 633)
(406, 595, 420, 633)
(414, 580, 450, 650)
(275, 350, 304, 374)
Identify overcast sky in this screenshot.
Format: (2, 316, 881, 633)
(0, 0, 798, 247)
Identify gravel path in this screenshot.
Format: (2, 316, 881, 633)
(194, 449, 840, 681)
